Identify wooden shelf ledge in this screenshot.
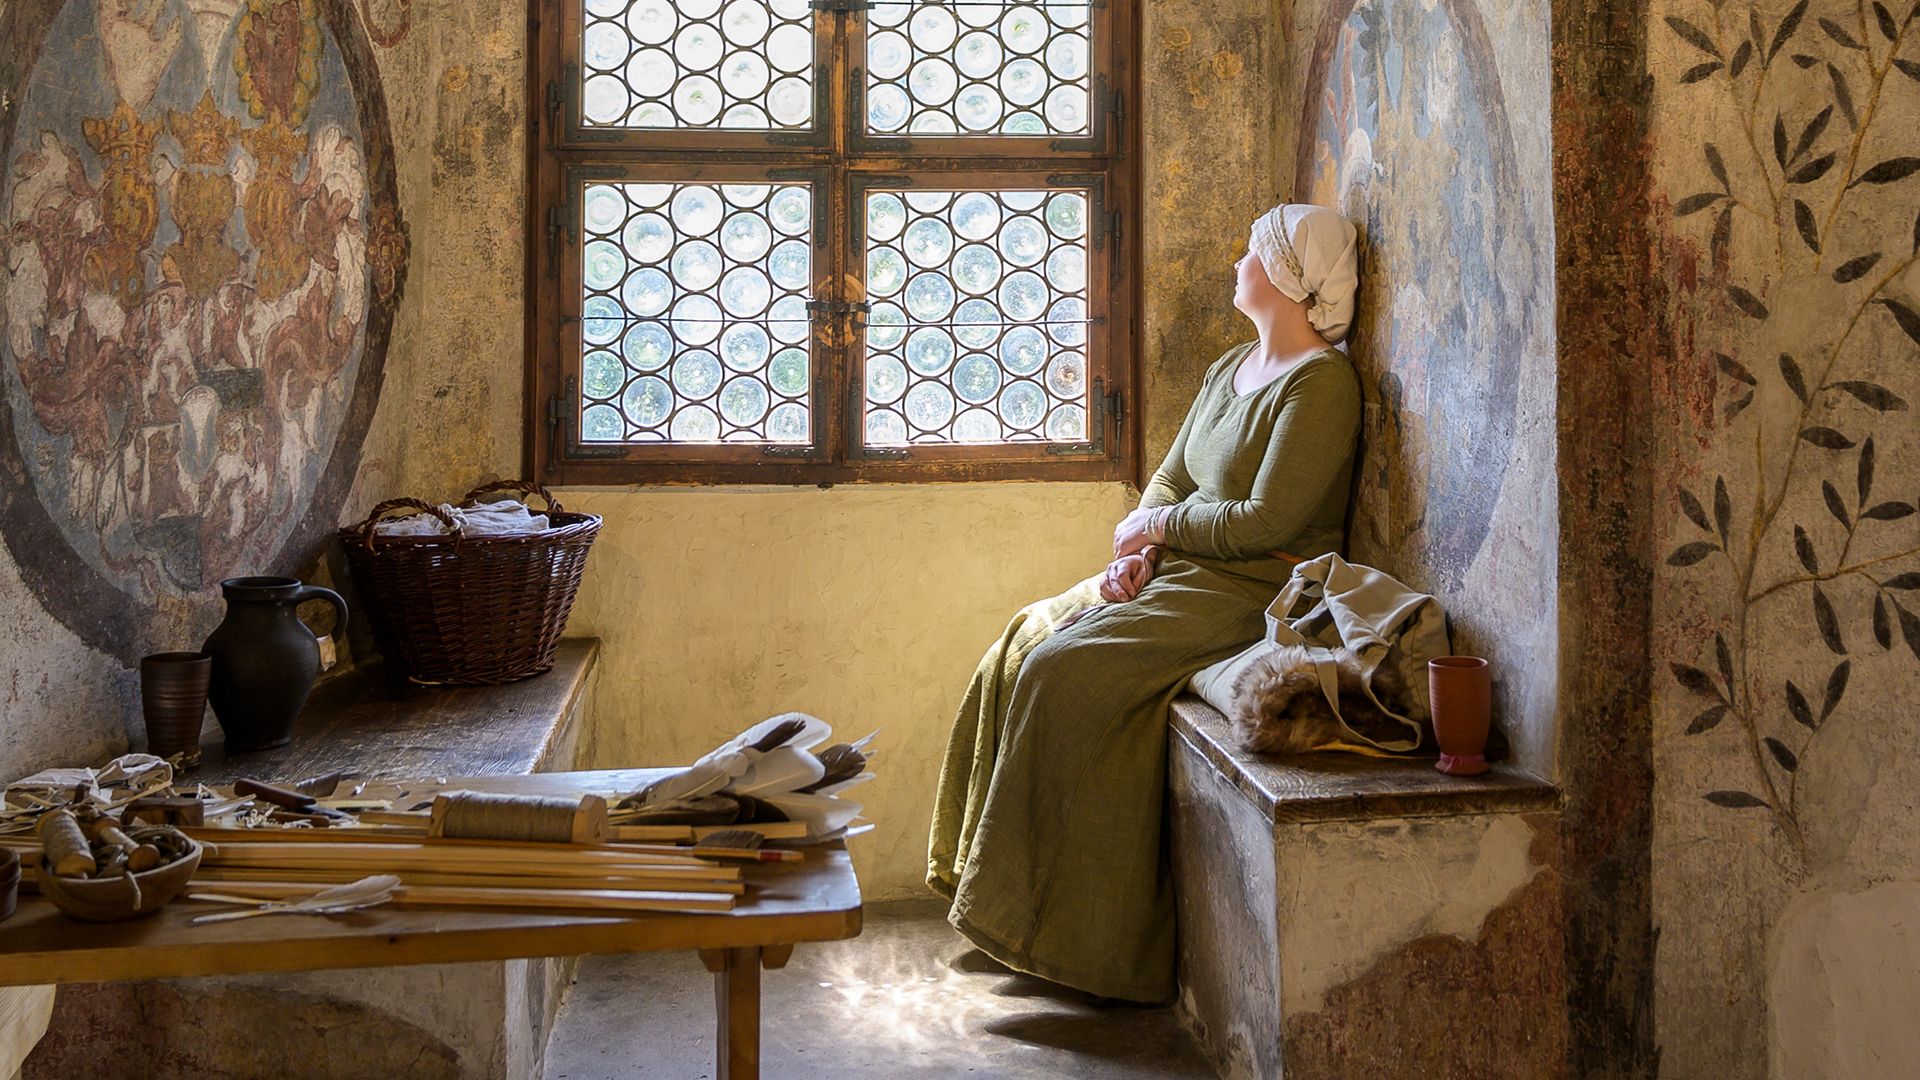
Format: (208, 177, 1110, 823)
(1169, 693, 1558, 827)
(192, 637, 602, 785)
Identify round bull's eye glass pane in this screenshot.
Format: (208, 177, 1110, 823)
(585, 186, 623, 231)
(867, 303, 907, 348)
(584, 21, 627, 66)
(954, 408, 998, 441)
(768, 295, 808, 343)
(675, 75, 723, 124)
(671, 240, 723, 291)
(1001, 6, 1047, 52)
(952, 193, 999, 240)
(1046, 403, 1086, 441)
(906, 326, 955, 375)
(1047, 297, 1087, 345)
(952, 243, 1001, 294)
(625, 214, 672, 262)
(720, 322, 771, 371)
(908, 5, 958, 50)
(953, 353, 1000, 403)
(1000, 325, 1045, 374)
(722, 0, 769, 42)
(867, 409, 907, 444)
(1046, 245, 1085, 292)
(1046, 349, 1085, 398)
(870, 31, 911, 78)
(904, 272, 956, 320)
(629, 50, 676, 95)
(867, 248, 908, 297)
(671, 406, 721, 441)
(584, 350, 624, 397)
(768, 24, 812, 71)
(1001, 217, 1047, 265)
(954, 298, 999, 347)
(999, 270, 1046, 320)
(720, 377, 770, 426)
(583, 296, 622, 344)
(585, 241, 624, 289)
(903, 217, 954, 267)
(584, 76, 627, 123)
(721, 213, 773, 261)
(903, 190, 952, 214)
(999, 59, 1045, 106)
(1001, 381, 1045, 429)
(769, 347, 809, 395)
(905, 381, 956, 431)
(868, 83, 910, 130)
(672, 187, 723, 235)
(673, 349, 723, 398)
(769, 187, 810, 235)
(625, 376, 674, 427)
(1045, 193, 1086, 239)
(583, 403, 624, 440)
(955, 31, 1000, 77)
(587, 0, 625, 15)
(625, 321, 674, 370)
(675, 24, 724, 70)
(720, 52, 770, 97)
(955, 88, 1000, 130)
(719, 267, 772, 316)
(768, 402, 808, 440)
(627, 0, 676, 41)
(1047, 34, 1089, 79)
(769, 239, 810, 289)
(867, 354, 908, 403)
(672, 295, 724, 346)
(868, 194, 907, 242)
(623, 267, 672, 316)
(1044, 85, 1086, 131)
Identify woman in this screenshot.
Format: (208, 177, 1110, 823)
(926, 204, 1362, 1003)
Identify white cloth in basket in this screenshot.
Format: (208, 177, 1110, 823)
(374, 501, 551, 537)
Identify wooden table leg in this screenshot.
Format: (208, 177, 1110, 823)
(701, 946, 764, 1080)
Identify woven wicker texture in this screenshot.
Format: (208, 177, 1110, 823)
(338, 481, 602, 685)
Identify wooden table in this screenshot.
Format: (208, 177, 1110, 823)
(0, 769, 863, 1080)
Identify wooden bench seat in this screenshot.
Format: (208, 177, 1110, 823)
(1166, 693, 1557, 1080)
(23, 640, 602, 1080)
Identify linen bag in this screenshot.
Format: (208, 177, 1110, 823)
(1188, 553, 1450, 752)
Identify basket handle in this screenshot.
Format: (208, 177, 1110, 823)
(353, 498, 462, 550)
(460, 479, 563, 514)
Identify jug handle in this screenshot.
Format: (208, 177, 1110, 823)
(290, 585, 350, 652)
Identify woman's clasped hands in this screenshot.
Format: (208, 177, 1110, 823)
(1101, 506, 1170, 602)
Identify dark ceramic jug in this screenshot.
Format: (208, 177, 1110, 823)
(202, 576, 348, 752)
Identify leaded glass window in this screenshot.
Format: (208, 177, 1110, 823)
(533, 0, 1134, 484)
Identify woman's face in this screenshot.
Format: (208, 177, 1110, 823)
(1233, 248, 1280, 316)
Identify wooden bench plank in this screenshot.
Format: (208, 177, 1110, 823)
(1169, 694, 1558, 825)
(192, 639, 600, 784)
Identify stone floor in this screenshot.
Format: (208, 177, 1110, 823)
(542, 900, 1219, 1080)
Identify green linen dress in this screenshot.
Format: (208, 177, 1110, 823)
(927, 342, 1362, 1002)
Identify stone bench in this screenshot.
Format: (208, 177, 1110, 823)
(24, 639, 602, 1080)
(1167, 694, 1558, 1080)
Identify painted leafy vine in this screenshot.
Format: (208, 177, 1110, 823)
(1665, 0, 1920, 860)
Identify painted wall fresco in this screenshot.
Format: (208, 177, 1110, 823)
(1287, 0, 1558, 773)
(0, 0, 408, 664)
(1648, 0, 1920, 1073)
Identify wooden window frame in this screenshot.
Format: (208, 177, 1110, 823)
(524, 0, 1139, 486)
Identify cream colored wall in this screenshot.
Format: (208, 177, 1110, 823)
(562, 483, 1135, 898)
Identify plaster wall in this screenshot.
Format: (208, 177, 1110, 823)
(1644, 0, 1920, 1074)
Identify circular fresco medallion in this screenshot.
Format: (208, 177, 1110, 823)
(1296, 0, 1537, 589)
(0, 0, 407, 662)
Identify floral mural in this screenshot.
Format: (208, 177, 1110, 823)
(0, 0, 407, 662)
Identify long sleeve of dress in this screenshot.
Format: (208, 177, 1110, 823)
(1160, 352, 1360, 560)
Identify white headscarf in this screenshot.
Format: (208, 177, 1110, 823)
(1247, 204, 1359, 343)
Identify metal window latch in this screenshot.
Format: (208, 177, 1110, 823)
(1048, 377, 1117, 457)
(808, 0, 872, 9)
(805, 300, 872, 317)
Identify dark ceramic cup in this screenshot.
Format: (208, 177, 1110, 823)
(141, 651, 212, 768)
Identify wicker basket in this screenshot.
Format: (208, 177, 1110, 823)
(338, 481, 602, 685)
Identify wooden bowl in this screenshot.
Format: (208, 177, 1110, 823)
(37, 835, 202, 922)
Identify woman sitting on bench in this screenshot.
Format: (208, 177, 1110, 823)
(927, 203, 1363, 1003)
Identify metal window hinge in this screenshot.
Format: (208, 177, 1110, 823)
(1047, 377, 1116, 457)
(552, 381, 624, 460)
(546, 204, 563, 277)
(547, 80, 563, 122)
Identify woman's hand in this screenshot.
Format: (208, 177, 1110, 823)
(1100, 553, 1155, 602)
(1113, 507, 1164, 558)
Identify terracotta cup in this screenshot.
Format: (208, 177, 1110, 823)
(141, 651, 211, 768)
(1429, 656, 1492, 776)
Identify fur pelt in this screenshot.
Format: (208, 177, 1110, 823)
(1225, 644, 1411, 755)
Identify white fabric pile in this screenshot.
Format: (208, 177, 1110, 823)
(628, 713, 876, 842)
(374, 500, 551, 537)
